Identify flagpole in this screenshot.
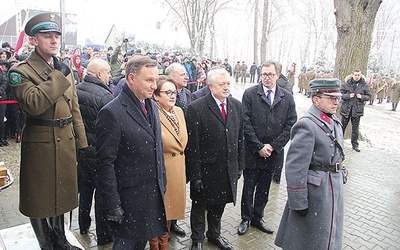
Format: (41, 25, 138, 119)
(60, 0, 66, 56)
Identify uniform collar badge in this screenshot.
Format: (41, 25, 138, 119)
(320, 113, 331, 124)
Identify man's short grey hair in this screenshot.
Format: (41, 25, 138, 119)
(207, 68, 230, 85)
(164, 62, 182, 76)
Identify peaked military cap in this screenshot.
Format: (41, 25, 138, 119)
(25, 13, 61, 36)
(310, 78, 342, 96)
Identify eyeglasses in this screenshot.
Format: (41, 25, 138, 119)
(160, 90, 178, 97)
(260, 73, 276, 79)
(318, 95, 341, 101)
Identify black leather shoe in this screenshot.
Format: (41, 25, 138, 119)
(191, 242, 203, 250)
(170, 220, 186, 236)
(251, 220, 274, 234)
(208, 236, 234, 250)
(353, 146, 360, 152)
(237, 220, 249, 235)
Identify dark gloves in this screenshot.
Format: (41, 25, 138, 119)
(295, 208, 309, 217)
(54, 59, 71, 76)
(192, 179, 204, 193)
(76, 147, 87, 162)
(106, 205, 124, 224)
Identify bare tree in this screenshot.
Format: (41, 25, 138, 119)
(163, 0, 231, 56)
(369, 0, 400, 72)
(259, 0, 269, 63)
(333, 0, 382, 80)
(253, 0, 260, 65)
(295, 0, 335, 67)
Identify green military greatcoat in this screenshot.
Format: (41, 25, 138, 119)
(9, 50, 87, 218)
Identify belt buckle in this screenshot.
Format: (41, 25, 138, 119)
(58, 118, 68, 128)
(335, 163, 341, 172)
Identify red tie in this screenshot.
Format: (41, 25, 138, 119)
(141, 101, 148, 116)
(220, 103, 227, 121)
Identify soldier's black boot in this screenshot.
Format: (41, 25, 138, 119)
(50, 215, 82, 250)
(30, 218, 55, 250)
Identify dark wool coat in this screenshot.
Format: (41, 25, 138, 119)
(76, 75, 113, 157)
(340, 77, 371, 118)
(9, 50, 87, 218)
(242, 83, 297, 171)
(275, 105, 344, 250)
(175, 87, 192, 112)
(185, 93, 244, 205)
(95, 84, 167, 240)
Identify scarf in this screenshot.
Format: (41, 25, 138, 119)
(156, 102, 180, 135)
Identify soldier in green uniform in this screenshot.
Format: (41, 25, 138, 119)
(8, 13, 87, 250)
(391, 78, 400, 111)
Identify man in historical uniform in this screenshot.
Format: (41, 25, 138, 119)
(275, 78, 345, 250)
(376, 76, 386, 104)
(234, 61, 241, 82)
(305, 67, 317, 97)
(391, 77, 400, 111)
(339, 69, 371, 152)
(240, 61, 248, 83)
(8, 13, 87, 249)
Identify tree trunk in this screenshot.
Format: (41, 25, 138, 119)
(333, 0, 382, 80)
(253, 0, 259, 65)
(209, 20, 215, 58)
(260, 0, 269, 63)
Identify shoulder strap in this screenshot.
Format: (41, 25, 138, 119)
(302, 115, 345, 161)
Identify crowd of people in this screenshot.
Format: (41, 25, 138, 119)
(3, 10, 398, 250)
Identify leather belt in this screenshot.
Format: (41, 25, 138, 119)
(26, 116, 73, 128)
(309, 163, 342, 172)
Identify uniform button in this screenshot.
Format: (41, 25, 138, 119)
(180, 152, 183, 155)
(57, 137, 61, 142)
(226, 128, 229, 132)
(172, 153, 176, 157)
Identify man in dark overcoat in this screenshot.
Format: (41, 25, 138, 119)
(185, 68, 244, 250)
(8, 13, 87, 250)
(95, 56, 167, 249)
(237, 60, 297, 236)
(76, 59, 114, 245)
(340, 69, 371, 152)
(275, 78, 345, 250)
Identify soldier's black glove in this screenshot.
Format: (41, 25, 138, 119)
(294, 208, 309, 217)
(192, 179, 204, 193)
(54, 60, 71, 76)
(106, 205, 124, 224)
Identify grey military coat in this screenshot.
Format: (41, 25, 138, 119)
(275, 105, 344, 250)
